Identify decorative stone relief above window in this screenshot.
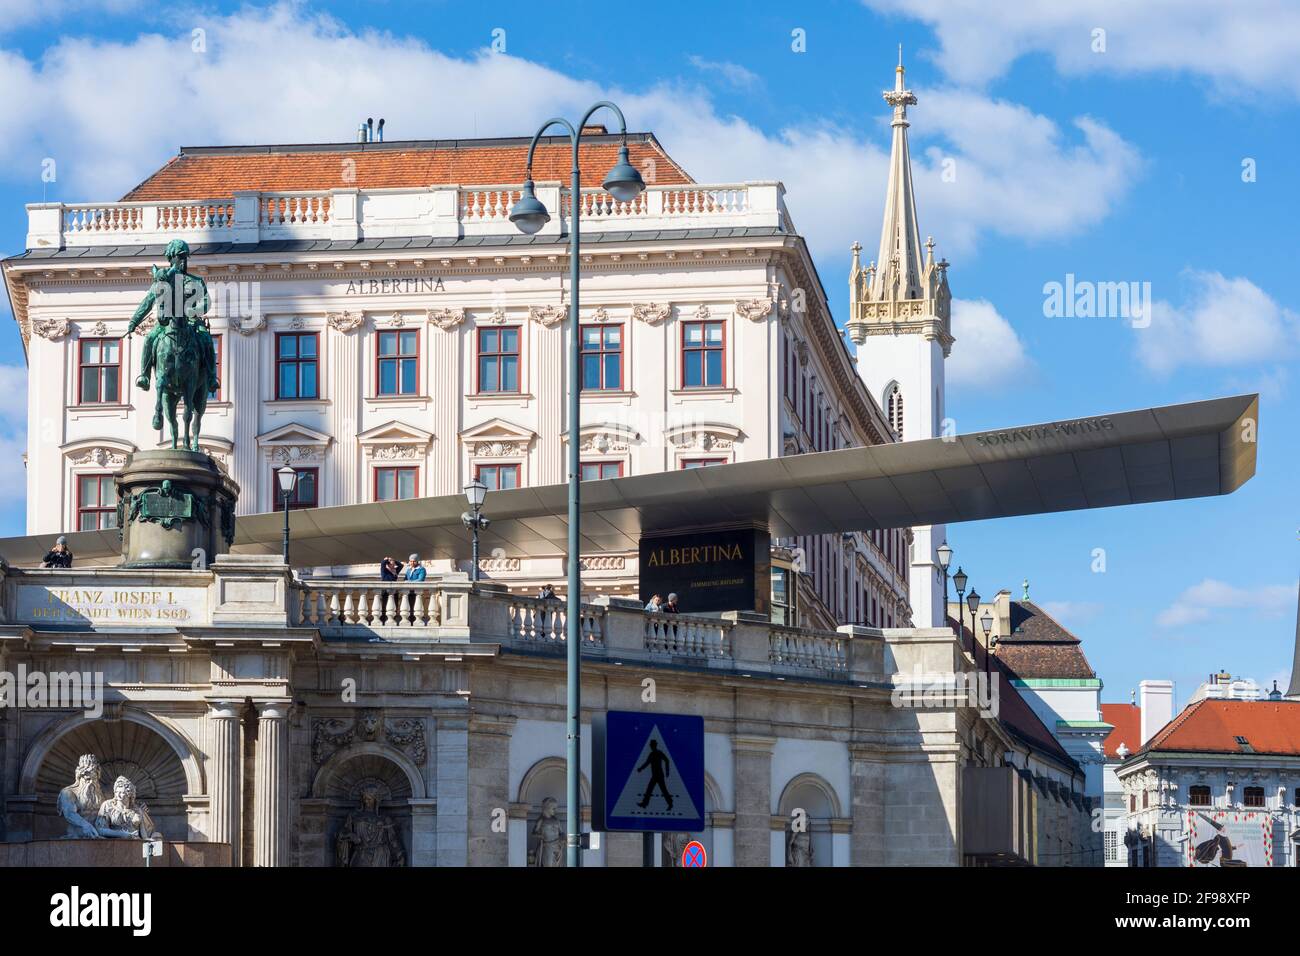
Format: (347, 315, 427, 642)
(469, 440, 526, 458)
(271, 444, 325, 463)
(426, 307, 465, 330)
(68, 446, 128, 467)
(327, 310, 364, 333)
(665, 422, 742, 452)
(131, 315, 157, 335)
(381, 314, 406, 328)
(90, 321, 109, 336)
(235, 314, 267, 336)
(529, 304, 566, 328)
(31, 318, 70, 340)
(484, 308, 509, 325)
(632, 302, 671, 326)
(735, 297, 774, 323)
(589, 306, 610, 323)
(357, 421, 433, 460)
(693, 303, 711, 321)
(288, 315, 306, 330)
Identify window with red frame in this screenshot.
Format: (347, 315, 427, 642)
(475, 463, 519, 490)
(477, 327, 520, 393)
(76, 474, 117, 530)
(580, 324, 622, 390)
(1188, 785, 1211, 807)
(276, 332, 319, 399)
(376, 330, 419, 396)
(78, 338, 120, 404)
(681, 320, 724, 388)
(680, 458, 726, 469)
(580, 461, 623, 481)
(208, 334, 223, 401)
(1243, 786, 1265, 808)
(375, 466, 418, 501)
(275, 466, 318, 509)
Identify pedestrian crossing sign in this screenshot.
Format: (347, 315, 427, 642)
(593, 711, 706, 832)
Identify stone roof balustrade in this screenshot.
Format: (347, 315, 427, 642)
(24, 181, 790, 250)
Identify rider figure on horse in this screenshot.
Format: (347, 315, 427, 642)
(128, 239, 220, 397)
(126, 239, 220, 448)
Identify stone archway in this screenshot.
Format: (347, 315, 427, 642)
(307, 743, 423, 867)
(23, 713, 199, 842)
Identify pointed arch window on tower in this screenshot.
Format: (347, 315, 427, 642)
(885, 383, 904, 440)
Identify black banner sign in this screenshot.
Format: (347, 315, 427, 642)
(638, 527, 770, 614)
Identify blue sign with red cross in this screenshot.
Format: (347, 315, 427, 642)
(681, 840, 707, 867)
(592, 711, 706, 833)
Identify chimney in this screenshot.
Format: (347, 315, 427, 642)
(357, 123, 367, 143)
(1139, 679, 1174, 745)
(377, 118, 385, 142)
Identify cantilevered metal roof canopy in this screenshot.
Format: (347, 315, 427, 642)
(0, 394, 1258, 568)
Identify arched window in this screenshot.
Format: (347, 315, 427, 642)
(884, 383, 903, 439)
(1188, 785, 1210, 807)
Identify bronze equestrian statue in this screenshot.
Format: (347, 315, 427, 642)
(126, 239, 220, 451)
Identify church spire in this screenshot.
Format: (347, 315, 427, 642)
(871, 50, 924, 301)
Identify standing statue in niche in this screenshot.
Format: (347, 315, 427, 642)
(125, 238, 220, 451)
(335, 786, 406, 867)
(531, 796, 565, 867)
(94, 776, 161, 840)
(57, 754, 107, 839)
(786, 828, 814, 867)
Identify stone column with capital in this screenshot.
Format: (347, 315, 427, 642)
(253, 701, 292, 867)
(207, 700, 244, 865)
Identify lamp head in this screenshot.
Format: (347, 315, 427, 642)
(602, 144, 646, 203)
(276, 464, 298, 496)
(509, 179, 550, 235)
(936, 541, 953, 571)
(464, 478, 488, 510)
(981, 610, 993, 636)
(967, 589, 980, 613)
(952, 566, 967, 594)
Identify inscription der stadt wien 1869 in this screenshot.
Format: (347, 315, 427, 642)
(15, 585, 208, 626)
(973, 417, 1114, 448)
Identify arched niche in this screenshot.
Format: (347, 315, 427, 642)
(23, 711, 201, 842)
(309, 743, 423, 867)
(776, 772, 842, 867)
(517, 757, 590, 867)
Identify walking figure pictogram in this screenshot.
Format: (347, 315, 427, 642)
(636, 739, 674, 810)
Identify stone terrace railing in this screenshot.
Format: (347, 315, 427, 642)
(27, 181, 789, 250)
(294, 580, 459, 635)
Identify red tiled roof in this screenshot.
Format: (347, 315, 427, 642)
(1101, 702, 1140, 758)
(120, 135, 693, 201)
(993, 601, 1096, 680)
(949, 615, 1077, 769)
(1141, 698, 1300, 756)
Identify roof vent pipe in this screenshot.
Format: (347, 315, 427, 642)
(377, 118, 385, 142)
(356, 123, 367, 143)
(367, 117, 374, 143)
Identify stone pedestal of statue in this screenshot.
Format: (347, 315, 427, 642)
(0, 840, 231, 867)
(116, 450, 240, 569)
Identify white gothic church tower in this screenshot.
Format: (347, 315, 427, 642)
(847, 55, 953, 628)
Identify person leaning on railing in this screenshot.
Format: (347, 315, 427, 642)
(404, 555, 427, 582)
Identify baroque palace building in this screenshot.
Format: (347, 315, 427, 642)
(0, 63, 1095, 868)
(5, 124, 917, 633)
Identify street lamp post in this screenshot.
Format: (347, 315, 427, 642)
(510, 105, 646, 867)
(981, 609, 995, 675)
(952, 565, 967, 637)
(966, 588, 981, 665)
(276, 464, 298, 565)
(936, 541, 953, 630)
(461, 479, 490, 582)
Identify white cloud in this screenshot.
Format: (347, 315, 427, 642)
(862, 0, 1300, 98)
(1137, 271, 1299, 374)
(1156, 578, 1295, 628)
(0, 3, 1142, 268)
(945, 299, 1031, 387)
(687, 55, 760, 90)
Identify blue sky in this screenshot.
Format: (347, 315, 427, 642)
(0, 0, 1295, 707)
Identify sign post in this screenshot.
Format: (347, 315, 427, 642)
(593, 711, 706, 867)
